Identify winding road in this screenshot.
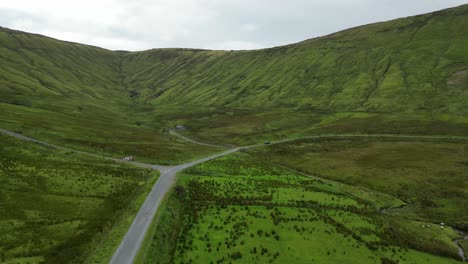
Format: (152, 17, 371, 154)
(169, 130, 235, 149)
(0, 128, 238, 264)
(1, 128, 467, 263)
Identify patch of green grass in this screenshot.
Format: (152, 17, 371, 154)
(0, 134, 159, 263)
(139, 153, 461, 263)
(84, 169, 159, 264)
(248, 138, 468, 227)
(386, 218, 460, 257)
(458, 239, 468, 252)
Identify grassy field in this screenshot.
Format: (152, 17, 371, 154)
(139, 153, 462, 264)
(0, 133, 159, 263)
(248, 138, 468, 229)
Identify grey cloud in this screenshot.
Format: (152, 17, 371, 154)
(0, 0, 467, 51)
(0, 8, 47, 30)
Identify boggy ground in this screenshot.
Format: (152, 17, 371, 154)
(248, 138, 468, 228)
(0, 134, 159, 264)
(139, 153, 462, 264)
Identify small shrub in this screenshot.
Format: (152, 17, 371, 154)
(230, 251, 242, 260)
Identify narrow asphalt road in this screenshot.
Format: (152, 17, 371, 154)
(109, 148, 238, 264)
(0, 128, 237, 264)
(2, 128, 467, 263)
(0, 128, 134, 164)
(241, 133, 468, 149)
(169, 130, 234, 149)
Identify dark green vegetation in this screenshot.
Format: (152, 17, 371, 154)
(459, 239, 468, 254)
(1, 4, 468, 150)
(0, 134, 159, 263)
(1, 4, 468, 264)
(248, 138, 468, 229)
(139, 153, 462, 263)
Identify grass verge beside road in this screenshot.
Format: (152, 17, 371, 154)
(0, 133, 159, 263)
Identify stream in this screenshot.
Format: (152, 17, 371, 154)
(453, 229, 467, 262)
(380, 204, 467, 262)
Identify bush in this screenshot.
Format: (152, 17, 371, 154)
(381, 258, 398, 264)
(11, 99, 32, 107)
(175, 185, 186, 198)
(230, 251, 243, 260)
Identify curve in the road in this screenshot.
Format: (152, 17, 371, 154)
(0, 128, 238, 264)
(2, 128, 468, 263)
(170, 130, 234, 149)
(0, 129, 188, 173)
(109, 148, 238, 264)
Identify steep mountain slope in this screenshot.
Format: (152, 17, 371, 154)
(0, 4, 467, 152)
(0, 29, 222, 164)
(0, 29, 220, 160)
(0, 27, 125, 113)
(122, 4, 468, 114)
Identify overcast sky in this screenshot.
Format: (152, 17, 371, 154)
(0, 0, 467, 51)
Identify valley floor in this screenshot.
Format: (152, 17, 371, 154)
(1, 128, 466, 264)
(137, 140, 467, 264)
(134, 135, 467, 263)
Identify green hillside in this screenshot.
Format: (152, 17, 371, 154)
(1, 4, 468, 152)
(121, 5, 468, 113)
(1, 4, 467, 264)
(0, 27, 123, 112)
(0, 27, 222, 164)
